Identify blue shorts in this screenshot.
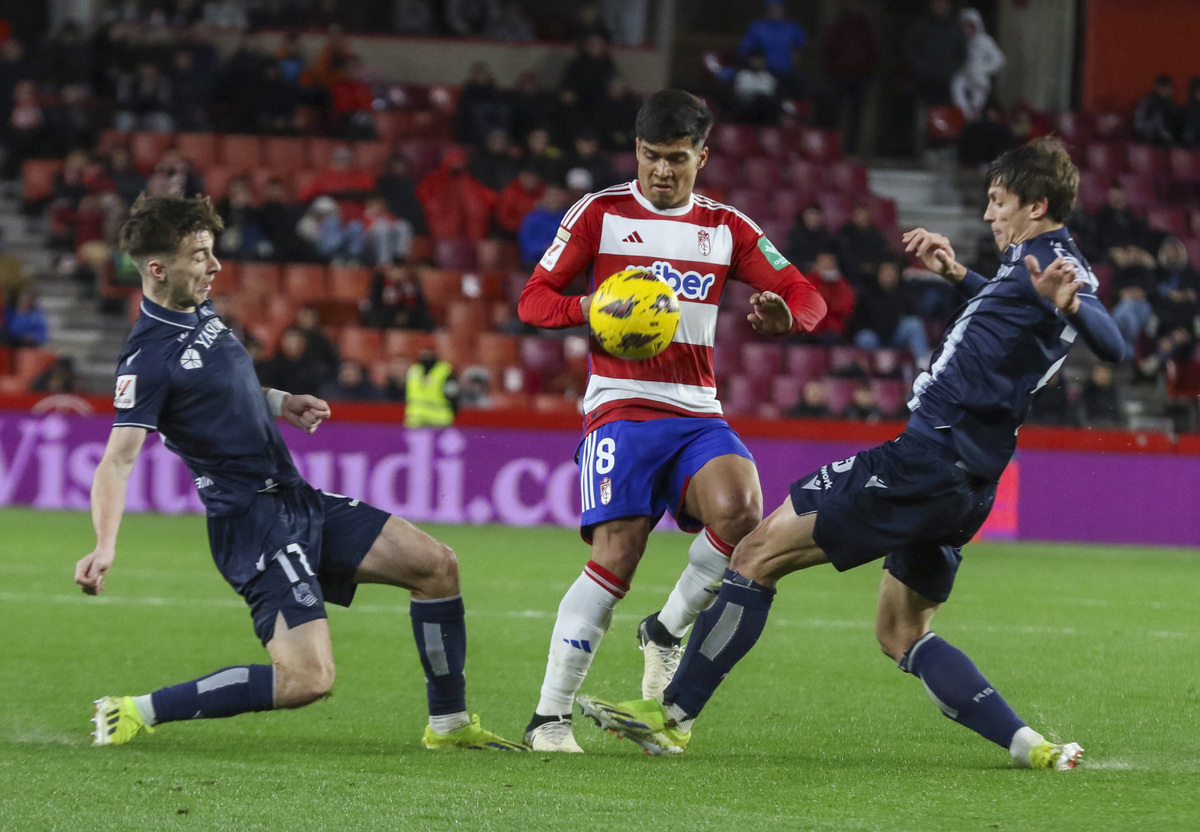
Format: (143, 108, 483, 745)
(207, 484, 391, 645)
(788, 430, 997, 603)
(576, 417, 754, 542)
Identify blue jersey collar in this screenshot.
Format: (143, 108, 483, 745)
(140, 297, 216, 329)
(1003, 225, 1070, 265)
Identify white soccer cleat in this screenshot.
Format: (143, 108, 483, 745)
(638, 615, 683, 702)
(524, 717, 584, 753)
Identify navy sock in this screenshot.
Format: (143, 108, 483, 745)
(150, 665, 275, 723)
(901, 633, 1026, 748)
(410, 595, 468, 716)
(664, 569, 776, 717)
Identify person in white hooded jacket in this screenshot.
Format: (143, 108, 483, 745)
(951, 8, 1005, 121)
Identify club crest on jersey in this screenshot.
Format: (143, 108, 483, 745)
(698, 229, 711, 257)
(180, 348, 203, 370)
(114, 374, 137, 409)
(600, 476, 612, 505)
(630, 260, 716, 300)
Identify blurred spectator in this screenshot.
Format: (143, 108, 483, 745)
(845, 380, 882, 421)
(570, 2, 612, 41)
(257, 326, 327, 395)
(216, 176, 268, 260)
(405, 348, 459, 427)
(731, 50, 781, 126)
(259, 178, 316, 261)
(1093, 184, 1152, 254)
(375, 153, 428, 234)
(360, 195, 414, 265)
(1133, 74, 1179, 146)
(564, 128, 619, 190)
(394, 0, 436, 35)
(3, 286, 48, 347)
(145, 149, 204, 198)
(488, 1, 536, 41)
(204, 0, 249, 28)
(310, 29, 355, 90)
(470, 129, 522, 191)
(592, 75, 641, 151)
(297, 196, 364, 263)
(275, 31, 308, 85)
(295, 305, 340, 385)
(45, 84, 100, 158)
(383, 355, 409, 401)
(849, 257, 931, 368)
(3, 79, 45, 177)
(42, 21, 95, 88)
(214, 31, 270, 132)
(31, 356, 84, 394)
(603, 0, 649, 46)
(330, 55, 377, 140)
(951, 8, 1005, 122)
(256, 61, 301, 135)
(321, 359, 383, 401)
(1150, 236, 1200, 350)
(1109, 244, 1158, 350)
(561, 33, 617, 113)
(785, 203, 835, 272)
(458, 366, 494, 408)
(1181, 77, 1200, 148)
(446, 0, 499, 36)
(835, 203, 890, 287)
(821, 1, 879, 156)
(808, 250, 856, 342)
(455, 62, 512, 145)
(522, 127, 565, 183)
(1028, 373, 1074, 425)
(1079, 363, 1123, 428)
(299, 145, 377, 202)
(169, 49, 213, 132)
(115, 62, 175, 132)
(785, 379, 830, 419)
(367, 261, 435, 330)
(416, 148, 497, 240)
(738, 0, 807, 98)
(904, 0, 966, 150)
(510, 71, 557, 144)
(519, 184, 571, 267)
(497, 168, 545, 237)
(957, 104, 1017, 167)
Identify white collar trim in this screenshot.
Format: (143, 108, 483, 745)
(630, 180, 695, 216)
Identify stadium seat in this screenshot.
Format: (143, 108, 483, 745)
(827, 345, 871, 375)
(489, 390, 532, 409)
(816, 192, 853, 229)
(740, 342, 783, 379)
(1053, 111, 1094, 145)
(1166, 360, 1200, 399)
(520, 336, 567, 375)
(709, 123, 759, 158)
(1145, 207, 1188, 238)
(417, 268, 466, 321)
(712, 341, 741, 380)
(96, 129, 131, 152)
(871, 347, 912, 380)
(384, 329, 438, 359)
(1092, 111, 1128, 140)
(434, 329, 473, 367)
(725, 188, 770, 220)
(201, 165, 237, 200)
(828, 161, 870, 195)
(1116, 173, 1157, 211)
(214, 259, 241, 292)
(20, 159, 63, 203)
(217, 134, 263, 168)
(925, 106, 966, 143)
(339, 327, 383, 364)
(354, 141, 390, 175)
(785, 159, 824, 194)
(871, 377, 909, 418)
(784, 344, 829, 382)
(12, 348, 58, 385)
(131, 131, 173, 174)
(398, 139, 445, 180)
(824, 378, 858, 416)
(434, 238, 480, 271)
(770, 375, 805, 411)
(373, 110, 416, 144)
(445, 300, 489, 337)
(864, 194, 898, 228)
(742, 157, 784, 191)
(474, 332, 521, 369)
(1126, 144, 1168, 178)
(758, 218, 791, 245)
(310, 298, 360, 328)
(263, 137, 309, 173)
(264, 294, 296, 327)
(799, 128, 841, 163)
(771, 188, 808, 221)
(477, 239, 520, 272)
(328, 264, 372, 302)
(756, 125, 803, 159)
(1091, 262, 1113, 306)
(174, 133, 218, 170)
(237, 262, 283, 300)
(611, 151, 638, 178)
(1190, 210, 1200, 237)
(700, 155, 740, 191)
(1182, 238, 1200, 271)
(291, 169, 318, 199)
(306, 138, 342, 172)
(1169, 148, 1200, 181)
(1085, 141, 1127, 178)
(1077, 169, 1108, 213)
(282, 263, 330, 304)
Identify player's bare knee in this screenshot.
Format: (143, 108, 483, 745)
(729, 529, 771, 579)
(707, 492, 763, 544)
(876, 625, 922, 663)
(275, 657, 336, 707)
(412, 542, 460, 598)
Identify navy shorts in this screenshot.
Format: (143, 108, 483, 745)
(788, 431, 997, 603)
(207, 484, 391, 645)
(577, 417, 753, 542)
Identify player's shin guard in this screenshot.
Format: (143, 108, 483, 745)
(657, 527, 733, 640)
(410, 595, 468, 716)
(899, 632, 1026, 748)
(535, 561, 626, 717)
(664, 569, 776, 719)
(149, 665, 275, 723)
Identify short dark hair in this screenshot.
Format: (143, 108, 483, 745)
(635, 90, 713, 147)
(984, 137, 1079, 224)
(118, 194, 225, 263)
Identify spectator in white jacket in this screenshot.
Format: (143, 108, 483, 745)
(951, 8, 1005, 121)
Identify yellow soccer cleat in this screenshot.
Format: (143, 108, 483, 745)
(1029, 740, 1084, 770)
(421, 714, 527, 751)
(578, 695, 690, 755)
(91, 696, 154, 746)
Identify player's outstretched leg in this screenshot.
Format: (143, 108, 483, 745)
(525, 560, 628, 752)
(642, 527, 734, 701)
(578, 695, 690, 755)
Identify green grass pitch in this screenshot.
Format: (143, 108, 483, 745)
(1, 506, 1197, 831)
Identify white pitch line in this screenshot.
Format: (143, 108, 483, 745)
(0, 591, 1191, 639)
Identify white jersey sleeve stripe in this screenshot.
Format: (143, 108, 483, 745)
(694, 195, 764, 237)
(583, 375, 722, 416)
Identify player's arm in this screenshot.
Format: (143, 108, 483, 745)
(903, 227, 989, 296)
(75, 426, 148, 595)
(265, 387, 331, 434)
(1026, 254, 1126, 363)
(517, 205, 598, 329)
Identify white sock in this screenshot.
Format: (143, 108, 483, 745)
(1009, 726, 1045, 767)
(658, 528, 733, 639)
(429, 710, 471, 734)
(132, 694, 157, 727)
(665, 702, 694, 733)
(535, 563, 625, 716)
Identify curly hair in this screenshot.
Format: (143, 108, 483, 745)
(117, 194, 225, 263)
(985, 137, 1079, 225)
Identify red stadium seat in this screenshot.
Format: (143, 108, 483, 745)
(174, 133, 218, 171)
(864, 194, 898, 229)
(816, 192, 853, 230)
(756, 125, 803, 159)
(1077, 169, 1109, 213)
(217, 134, 263, 168)
(398, 139, 445, 181)
(476, 239, 520, 272)
(784, 344, 829, 382)
(1182, 238, 1200, 272)
(721, 375, 770, 417)
(1116, 173, 1156, 211)
(1085, 141, 1127, 177)
(417, 268, 465, 322)
(20, 159, 63, 203)
(520, 336, 567, 375)
(1145, 207, 1188, 238)
(700, 155, 740, 191)
(383, 329, 437, 360)
(709, 123, 759, 157)
(96, 129, 131, 152)
(339, 327, 383, 364)
(827, 161, 870, 195)
(1190, 210, 1200, 237)
(1169, 148, 1200, 181)
(1126, 144, 1168, 177)
(1092, 111, 1128, 140)
(131, 131, 174, 174)
(740, 342, 783, 379)
(786, 159, 825, 194)
(827, 345, 871, 375)
(1090, 262, 1113, 306)
(354, 141, 390, 176)
(474, 332, 521, 370)
(201, 165, 237, 200)
(742, 157, 784, 191)
(770, 376, 805, 412)
(446, 300, 489, 337)
(263, 137, 309, 173)
(306, 138, 342, 172)
(798, 128, 841, 163)
(1053, 111, 1094, 145)
(328, 265, 372, 302)
(237, 262, 283, 300)
(758, 218, 791, 245)
(771, 188, 808, 221)
(925, 106, 966, 143)
(434, 329, 474, 367)
(823, 378, 858, 416)
(282, 263, 330, 304)
(434, 238, 480, 271)
(870, 377, 909, 418)
(725, 188, 770, 220)
(373, 110, 416, 143)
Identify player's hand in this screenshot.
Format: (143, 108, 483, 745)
(75, 549, 114, 595)
(282, 393, 331, 434)
(579, 293, 593, 321)
(1026, 254, 1081, 315)
(903, 228, 966, 283)
(747, 291, 793, 335)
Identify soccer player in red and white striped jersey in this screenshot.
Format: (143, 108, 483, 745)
(517, 90, 827, 752)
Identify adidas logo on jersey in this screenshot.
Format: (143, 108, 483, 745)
(622, 231, 644, 244)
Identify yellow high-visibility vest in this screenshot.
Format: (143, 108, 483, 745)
(405, 360, 454, 427)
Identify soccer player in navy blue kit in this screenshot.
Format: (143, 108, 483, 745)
(580, 138, 1124, 769)
(76, 195, 523, 751)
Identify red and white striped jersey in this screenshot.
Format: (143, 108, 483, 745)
(518, 180, 826, 431)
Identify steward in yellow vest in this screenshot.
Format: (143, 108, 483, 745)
(404, 350, 458, 427)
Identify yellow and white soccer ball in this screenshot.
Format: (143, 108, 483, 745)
(589, 268, 682, 360)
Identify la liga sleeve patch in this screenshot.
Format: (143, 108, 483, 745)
(114, 374, 137, 409)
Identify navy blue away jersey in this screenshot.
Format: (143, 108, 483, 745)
(906, 227, 1101, 482)
(113, 298, 302, 516)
